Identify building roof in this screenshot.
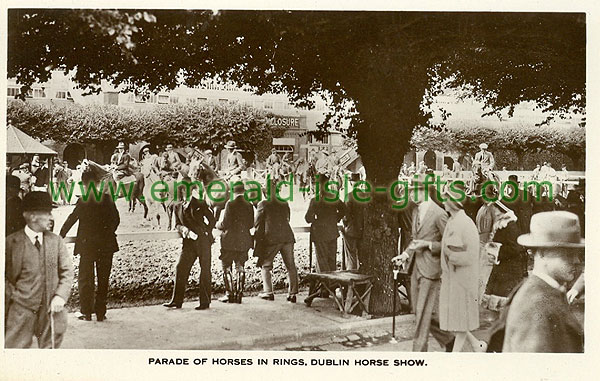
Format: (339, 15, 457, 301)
(6, 125, 57, 155)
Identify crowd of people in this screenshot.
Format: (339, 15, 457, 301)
(4, 141, 585, 353)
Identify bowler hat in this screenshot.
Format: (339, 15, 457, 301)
(225, 140, 237, 149)
(7, 175, 20, 189)
(22, 191, 55, 212)
(517, 211, 584, 249)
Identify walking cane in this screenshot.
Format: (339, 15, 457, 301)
(390, 264, 400, 344)
(50, 311, 55, 349)
(309, 231, 313, 273)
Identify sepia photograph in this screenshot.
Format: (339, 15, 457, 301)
(1, 3, 593, 380)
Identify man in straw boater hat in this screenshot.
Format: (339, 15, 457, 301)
(472, 142, 495, 174)
(5, 192, 74, 348)
(392, 174, 455, 352)
(486, 211, 584, 352)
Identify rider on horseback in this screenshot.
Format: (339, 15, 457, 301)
(472, 143, 495, 178)
(224, 140, 245, 180)
(110, 142, 134, 181)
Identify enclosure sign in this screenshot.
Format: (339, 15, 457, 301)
(268, 116, 301, 128)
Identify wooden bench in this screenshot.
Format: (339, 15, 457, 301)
(303, 270, 374, 317)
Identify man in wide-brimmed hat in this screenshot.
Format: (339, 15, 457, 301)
(500, 211, 584, 352)
(5, 192, 74, 348)
(393, 173, 455, 352)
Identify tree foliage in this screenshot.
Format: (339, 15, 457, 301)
(7, 10, 586, 314)
(7, 100, 283, 161)
(410, 121, 585, 165)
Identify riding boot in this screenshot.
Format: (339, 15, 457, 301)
(219, 272, 234, 303)
(235, 272, 246, 304)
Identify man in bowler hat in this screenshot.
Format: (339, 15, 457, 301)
(5, 192, 74, 348)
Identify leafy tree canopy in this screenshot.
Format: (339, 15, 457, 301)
(7, 100, 283, 161)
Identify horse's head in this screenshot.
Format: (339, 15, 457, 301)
(80, 159, 90, 172)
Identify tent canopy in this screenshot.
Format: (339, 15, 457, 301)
(6, 125, 57, 156)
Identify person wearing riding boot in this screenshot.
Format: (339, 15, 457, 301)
(255, 180, 299, 302)
(225, 141, 245, 177)
(472, 143, 495, 174)
(216, 183, 254, 304)
(59, 172, 120, 322)
(110, 141, 133, 181)
(305, 175, 345, 287)
(5, 192, 74, 348)
(342, 173, 365, 270)
(164, 187, 215, 310)
(439, 181, 486, 352)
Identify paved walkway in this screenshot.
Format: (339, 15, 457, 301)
(61, 290, 412, 350)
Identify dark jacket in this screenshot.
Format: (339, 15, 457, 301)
(254, 199, 295, 246)
(59, 195, 120, 254)
(503, 275, 583, 353)
(485, 221, 528, 297)
(174, 197, 216, 248)
(343, 197, 365, 239)
(6, 196, 25, 237)
(305, 198, 345, 242)
(217, 195, 254, 252)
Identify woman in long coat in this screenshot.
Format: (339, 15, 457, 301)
(439, 182, 486, 352)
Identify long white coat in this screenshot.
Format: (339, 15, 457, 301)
(439, 209, 480, 332)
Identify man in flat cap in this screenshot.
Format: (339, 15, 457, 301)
(472, 143, 495, 176)
(5, 192, 74, 348)
(501, 211, 584, 352)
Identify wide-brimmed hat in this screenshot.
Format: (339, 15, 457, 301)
(23, 191, 55, 212)
(116, 141, 126, 149)
(479, 143, 488, 149)
(7, 175, 21, 189)
(517, 211, 584, 249)
(225, 140, 237, 149)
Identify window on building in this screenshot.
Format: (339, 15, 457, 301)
(158, 95, 169, 104)
(135, 94, 146, 103)
(33, 88, 47, 98)
(264, 101, 274, 110)
(197, 97, 208, 103)
(186, 97, 197, 104)
(55, 91, 67, 99)
(308, 134, 329, 144)
(7, 87, 20, 97)
(147, 94, 157, 104)
(218, 98, 228, 104)
(126, 93, 135, 103)
(170, 96, 179, 104)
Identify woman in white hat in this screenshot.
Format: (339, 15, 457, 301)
(439, 181, 486, 352)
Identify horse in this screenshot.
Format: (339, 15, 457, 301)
(79, 159, 148, 218)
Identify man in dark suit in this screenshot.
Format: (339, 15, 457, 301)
(255, 181, 298, 302)
(503, 211, 584, 352)
(5, 192, 74, 348)
(164, 187, 215, 310)
(342, 173, 365, 270)
(110, 141, 134, 181)
(305, 176, 345, 274)
(216, 183, 254, 304)
(393, 174, 454, 352)
(59, 172, 120, 321)
(6, 175, 25, 237)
